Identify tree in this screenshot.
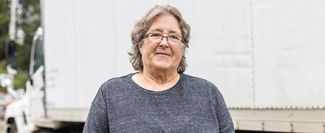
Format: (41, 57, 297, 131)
(0, 0, 10, 70)
(16, 0, 41, 72)
(0, 0, 40, 91)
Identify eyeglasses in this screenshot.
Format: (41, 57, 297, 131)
(144, 33, 183, 44)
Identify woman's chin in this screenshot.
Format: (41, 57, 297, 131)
(152, 63, 173, 71)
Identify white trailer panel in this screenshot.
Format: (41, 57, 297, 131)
(253, 0, 325, 107)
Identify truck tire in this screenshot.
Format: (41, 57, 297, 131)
(7, 120, 18, 133)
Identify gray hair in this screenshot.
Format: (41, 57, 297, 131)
(129, 5, 191, 73)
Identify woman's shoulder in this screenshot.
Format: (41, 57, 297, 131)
(181, 73, 217, 88)
(105, 73, 132, 83)
(99, 73, 135, 91)
(180, 74, 222, 100)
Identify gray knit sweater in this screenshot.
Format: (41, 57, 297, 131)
(83, 73, 234, 133)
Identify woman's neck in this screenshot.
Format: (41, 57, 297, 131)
(142, 70, 179, 84)
(131, 69, 180, 92)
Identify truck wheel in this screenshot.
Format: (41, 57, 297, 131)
(7, 120, 18, 133)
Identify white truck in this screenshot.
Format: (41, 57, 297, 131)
(4, 0, 325, 132)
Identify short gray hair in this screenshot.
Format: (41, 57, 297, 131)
(129, 5, 191, 73)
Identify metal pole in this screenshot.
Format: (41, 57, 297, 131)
(9, 0, 17, 41)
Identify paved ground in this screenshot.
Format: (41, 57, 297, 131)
(0, 120, 6, 132)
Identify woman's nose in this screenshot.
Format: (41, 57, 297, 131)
(159, 37, 169, 47)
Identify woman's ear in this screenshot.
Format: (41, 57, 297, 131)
(138, 44, 143, 54)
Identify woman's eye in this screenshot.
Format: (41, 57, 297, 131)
(150, 33, 162, 37)
(170, 35, 180, 40)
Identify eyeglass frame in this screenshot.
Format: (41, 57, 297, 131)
(143, 33, 184, 44)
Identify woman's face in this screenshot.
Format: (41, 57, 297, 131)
(140, 15, 185, 73)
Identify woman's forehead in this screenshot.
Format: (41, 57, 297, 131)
(148, 28, 180, 34)
(148, 15, 181, 34)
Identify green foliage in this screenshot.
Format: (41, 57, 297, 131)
(0, 60, 7, 92)
(0, 0, 40, 91)
(0, 0, 10, 60)
(0, 60, 28, 92)
(0, 60, 6, 73)
(0, 87, 6, 93)
(17, 0, 41, 71)
(13, 71, 28, 90)
(0, 0, 40, 71)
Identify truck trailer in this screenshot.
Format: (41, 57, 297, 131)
(4, 0, 325, 132)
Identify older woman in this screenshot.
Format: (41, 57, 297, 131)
(84, 5, 234, 133)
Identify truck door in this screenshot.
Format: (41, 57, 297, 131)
(27, 28, 46, 119)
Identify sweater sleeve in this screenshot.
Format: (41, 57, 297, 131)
(83, 85, 109, 133)
(209, 83, 235, 133)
